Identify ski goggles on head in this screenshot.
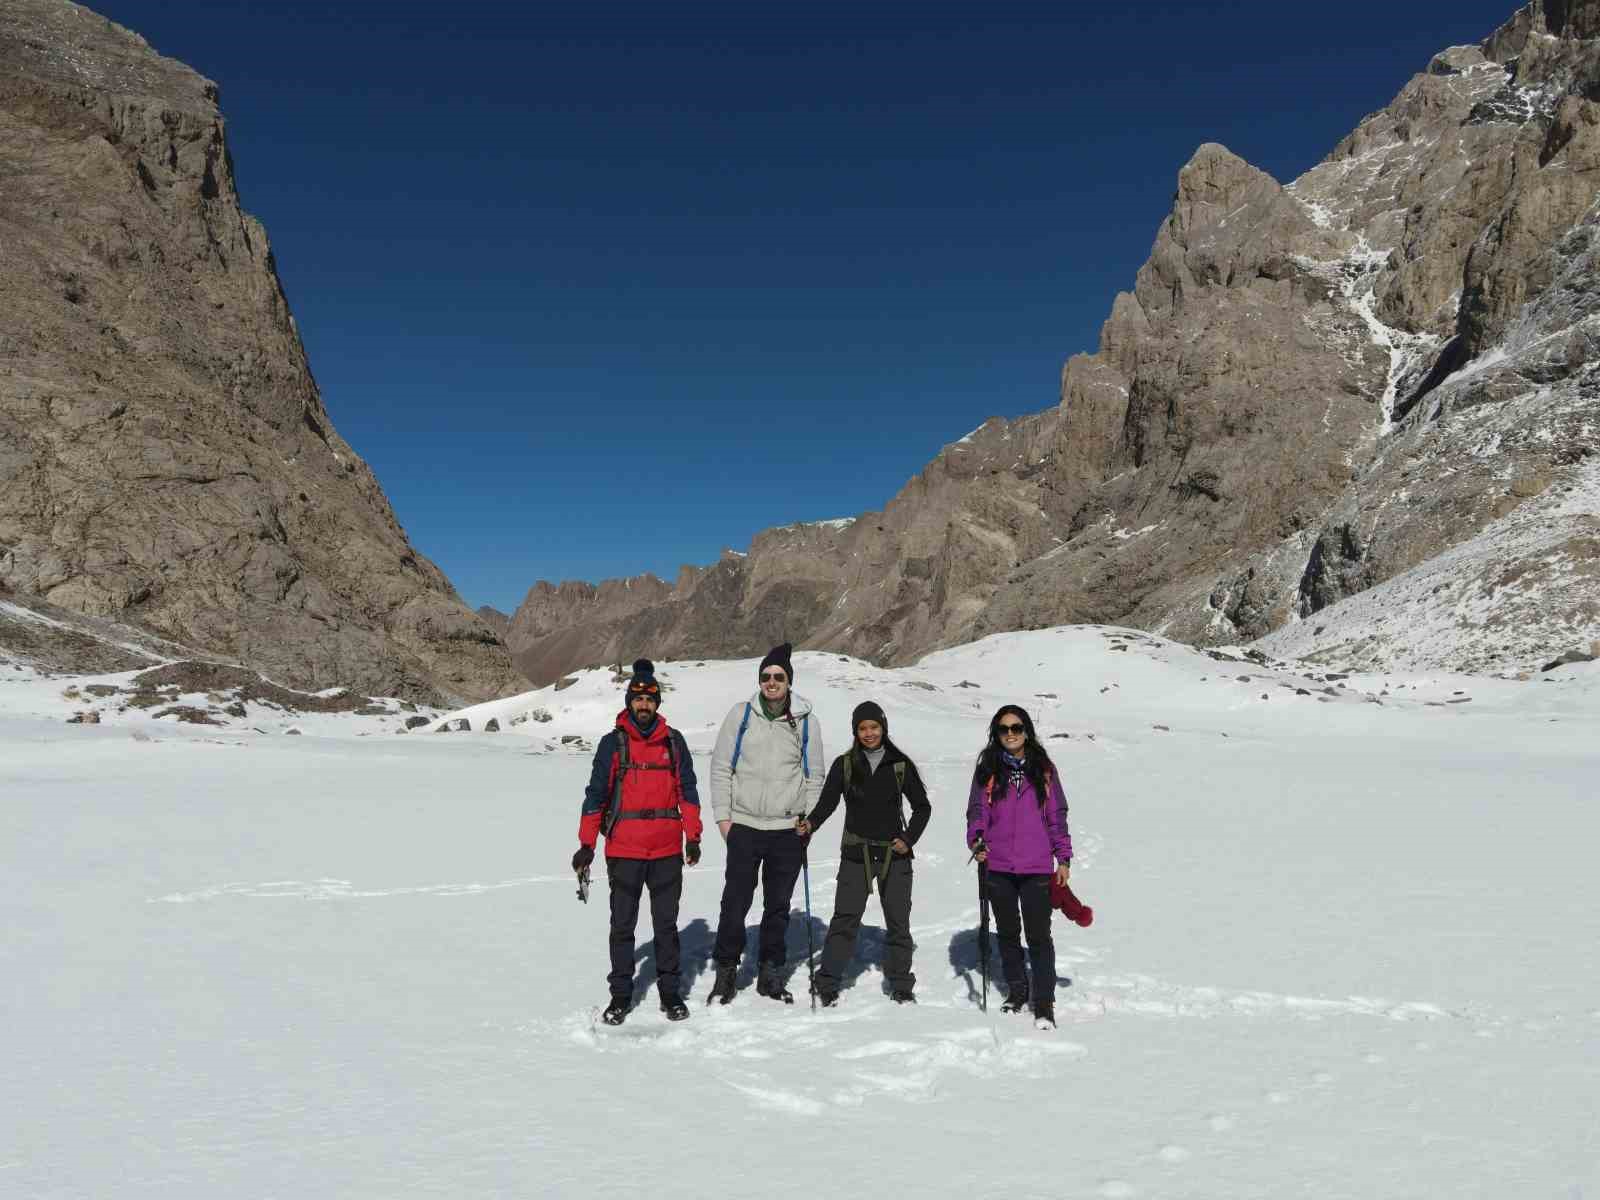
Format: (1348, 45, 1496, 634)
(626, 680, 661, 700)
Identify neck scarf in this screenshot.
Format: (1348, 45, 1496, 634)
(1000, 749, 1027, 795)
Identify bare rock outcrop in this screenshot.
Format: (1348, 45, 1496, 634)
(508, 1, 1600, 680)
(0, 1, 522, 703)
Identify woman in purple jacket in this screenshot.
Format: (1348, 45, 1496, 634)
(965, 705, 1073, 1028)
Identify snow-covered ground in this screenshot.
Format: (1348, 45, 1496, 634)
(4, 627, 1597, 1198)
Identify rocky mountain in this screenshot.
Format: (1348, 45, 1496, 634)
(0, 0, 521, 704)
(507, 0, 1600, 683)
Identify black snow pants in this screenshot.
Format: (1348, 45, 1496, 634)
(607, 855, 683, 1001)
(986, 869, 1056, 1003)
(815, 853, 914, 994)
(712, 824, 805, 968)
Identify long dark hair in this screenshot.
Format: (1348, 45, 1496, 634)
(972, 704, 1054, 807)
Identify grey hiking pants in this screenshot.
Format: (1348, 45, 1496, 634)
(815, 853, 914, 993)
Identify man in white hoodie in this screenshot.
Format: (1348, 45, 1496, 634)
(705, 643, 825, 1004)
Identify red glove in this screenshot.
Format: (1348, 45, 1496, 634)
(1050, 877, 1094, 927)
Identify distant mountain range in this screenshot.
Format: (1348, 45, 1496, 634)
(503, 0, 1600, 682)
(2, 1, 1595, 695)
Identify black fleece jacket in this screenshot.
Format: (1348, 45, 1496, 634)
(806, 741, 931, 859)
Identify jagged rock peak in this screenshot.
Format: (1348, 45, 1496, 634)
(493, 2, 1600, 681)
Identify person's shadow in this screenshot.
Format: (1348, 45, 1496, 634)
(630, 918, 714, 1006)
(638, 909, 839, 1002)
(947, 928, 1071, 1005)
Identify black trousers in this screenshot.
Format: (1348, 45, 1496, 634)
(986, 870, 1056, 1002)
(713, 824, 805, 967)
(816, 854, 914, 993)
(607, 855, 683, 1000)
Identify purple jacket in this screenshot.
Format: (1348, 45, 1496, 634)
(965, 769, 1072, 875)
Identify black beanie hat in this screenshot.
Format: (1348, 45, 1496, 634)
(626, 658, 661, 700)
(758, 642, 793, 684)
(851, 700, 887, 738)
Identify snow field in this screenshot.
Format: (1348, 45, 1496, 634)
(3, 626, 1597, 1197)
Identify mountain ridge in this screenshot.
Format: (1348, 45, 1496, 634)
(0, 0, 523, 704)
(505, 0, 1600, 683)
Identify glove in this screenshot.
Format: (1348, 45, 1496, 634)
(684, 840, 701, 866)
(572, 844, 594, 872)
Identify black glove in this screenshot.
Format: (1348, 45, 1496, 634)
(684, 840, 701, 866)
(572, 844, 594, 872)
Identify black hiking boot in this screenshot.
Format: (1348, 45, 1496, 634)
(601, 996, 629, 1026)
(1033, 1000, 1056, 1029)
(660, 994, 689, 1022)
(1000, 980, 1029, 1014)
(813, 985, 839, 1008)
(706, 964, 737, 1006)
(891, 989, 916, 1005)
(756, 964, 795, 1004)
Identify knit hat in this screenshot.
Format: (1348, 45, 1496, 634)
(758, 642, 793, 684)
(851, 700, 887, 738)
(625, 658, 661, 701)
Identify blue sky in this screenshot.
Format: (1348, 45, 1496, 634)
(95, 1, 1519, 613)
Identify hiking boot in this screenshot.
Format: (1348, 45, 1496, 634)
(756, 964, 794, 1004)
(1000, 980, 1029, 1014)
(814, 986, 839, 1008)
(1032, 1000, 1056, 1030)
(891, 989, 917, 1005)
(601, 996, 629, 1026)
(660, 995, 689, 1022)
(706, 964, 737, 1006)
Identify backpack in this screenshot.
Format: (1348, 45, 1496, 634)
(983, 765, 1053, 804)
(601, 725, 681, 836)
(728, 702, 810, 779)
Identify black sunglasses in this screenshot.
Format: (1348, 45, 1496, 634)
(996, 722, 1026, 735)
(760, 671, 787, 682)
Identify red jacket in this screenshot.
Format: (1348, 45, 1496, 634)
(579, 712, 702, 860)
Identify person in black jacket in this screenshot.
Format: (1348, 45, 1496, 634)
(795, 700, 931, 1005)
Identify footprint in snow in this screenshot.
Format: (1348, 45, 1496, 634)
(835, 1040, 922, 1060)
(727, 1081, 824, 1116)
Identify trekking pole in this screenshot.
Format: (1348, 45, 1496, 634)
(802, 840, 817, 1011)
(977, 860, 991, 1014)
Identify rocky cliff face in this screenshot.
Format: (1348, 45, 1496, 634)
(0, 0, 521, 703)
(507, 0, 1600, 683)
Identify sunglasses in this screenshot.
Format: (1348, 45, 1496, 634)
(627, 683, 661, 699)
(996, 722, 1026, 736)
(759, 672, 787, 683)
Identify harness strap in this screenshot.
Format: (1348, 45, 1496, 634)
(841, 830, 897, 893)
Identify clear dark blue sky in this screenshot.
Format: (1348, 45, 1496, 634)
(96, 1, 1518, 612)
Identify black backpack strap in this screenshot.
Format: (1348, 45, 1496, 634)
(601, 733, 628, 836)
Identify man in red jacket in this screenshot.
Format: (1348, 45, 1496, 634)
(572, 659, 702, 1026)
